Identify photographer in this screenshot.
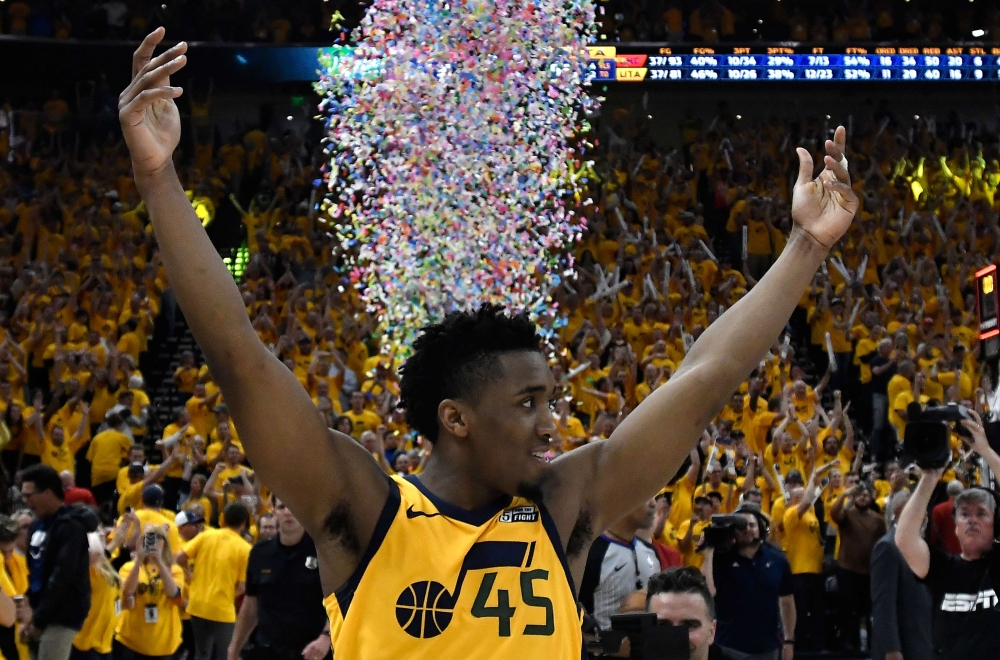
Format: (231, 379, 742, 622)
(701, 506, 796, 660)
(645, 568, 750, 660)
(895, 412, 1000, 659)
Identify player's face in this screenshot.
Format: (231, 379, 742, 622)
(466, 351, 557, 497)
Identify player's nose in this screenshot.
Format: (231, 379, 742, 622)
(536, 410, 557, 436)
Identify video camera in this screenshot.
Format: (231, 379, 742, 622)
(697, 514, 747, 552)
(903, 403, 974, 469)
(591, 613, 689, 660)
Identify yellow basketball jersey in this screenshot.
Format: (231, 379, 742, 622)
(324, 474, 584, 659)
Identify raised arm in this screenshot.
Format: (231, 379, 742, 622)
(895, 468, 939, 578)
(550, 129, 859, 534)
(119, 29, 388, 591)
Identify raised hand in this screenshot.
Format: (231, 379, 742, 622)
(119, 28, 188, 178)
(792, 126, 860, 250)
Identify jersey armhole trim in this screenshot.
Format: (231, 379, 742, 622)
(334, 477, 401, 616)
(536, 500, 579, 601)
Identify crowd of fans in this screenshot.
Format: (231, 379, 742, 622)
(0, 0, 344, 43)
(600, 0, 1000, 44)
(3, 0, 999, 44)
(2, 69, 1000, 660)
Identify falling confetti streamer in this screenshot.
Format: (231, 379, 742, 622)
(315, 0, 598, 352)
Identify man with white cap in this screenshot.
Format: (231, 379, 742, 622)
(176, 510, 205, 542)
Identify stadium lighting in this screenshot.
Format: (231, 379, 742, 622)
(973, 29, 987, 37)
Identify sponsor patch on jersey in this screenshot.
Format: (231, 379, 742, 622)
(499, 506, 538, 523)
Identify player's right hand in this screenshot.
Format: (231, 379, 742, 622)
(119, 28, 187, 178)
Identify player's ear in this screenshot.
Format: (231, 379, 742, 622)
(438, 399, 470, 439)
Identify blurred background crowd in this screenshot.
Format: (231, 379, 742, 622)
(2, 0, 1000, 44)
(1, 1, 1000, 659)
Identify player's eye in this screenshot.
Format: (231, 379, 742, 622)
(547, 399, 557, 412)
(521, 398, 534, 409)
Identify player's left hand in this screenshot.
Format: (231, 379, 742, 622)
(791, 126, 859, 250)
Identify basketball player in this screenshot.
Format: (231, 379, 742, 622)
(119, 29, 858, 658)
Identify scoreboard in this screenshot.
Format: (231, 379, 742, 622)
(978, 264, 1000, 362)
(587, 44, 1000, 83)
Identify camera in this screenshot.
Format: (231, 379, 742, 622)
(697, 514, 748, 552)
(595, 613, 690, 660)
(903, 403, 974, 469)
(143, 530, 158, 553)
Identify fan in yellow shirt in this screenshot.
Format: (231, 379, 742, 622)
(553, 400, 587, 452)
(173, 351, 199, 394)
(675, 496, 713, 568)
(74, 542, 122, 658)
(86, 414, 134, 492)
(342, 392, 383, 440)
(39, 408, 90, 477)
(176, 503, 251, 626)
(667, 450, 701, 529)
(117, 525, 186, 658)
(783, 486, 825, 576)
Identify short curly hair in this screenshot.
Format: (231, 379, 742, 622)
(399, 304, 542, 443)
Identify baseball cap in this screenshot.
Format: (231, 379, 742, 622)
(213, 403, 229, 415)
(785, 470, 805, 486)
(141, 485, 164, 507)
(175, 511, 204, 527)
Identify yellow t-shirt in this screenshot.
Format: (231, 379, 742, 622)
(74, 567, 122, 653)
(675, 519, 711, 568)
(5, 553, 27, 596)
(185, 396, 215, 438)
(783, 506, 824, 574)
(557, 416, 587, 452)
(344, 409, 383, 440)
(87, 430, 134, 486)
(118, 482, 144, 516)
(182, 528, 251, 623)
(667, 474, 696, 529)
(162, 423, 199, 478)
(41, 438, 76, 476)
(174, 367, 199, 394)
(770, 498, 787, 549)
(115, 562, 186, 656)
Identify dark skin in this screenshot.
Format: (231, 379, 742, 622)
(120, 29, 858, 597)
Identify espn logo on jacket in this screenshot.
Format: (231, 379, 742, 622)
(940, 589, 999, 612)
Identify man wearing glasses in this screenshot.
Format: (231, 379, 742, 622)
(17, 464, 97, 660)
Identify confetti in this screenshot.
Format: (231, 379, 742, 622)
(315, 0, 597, 352)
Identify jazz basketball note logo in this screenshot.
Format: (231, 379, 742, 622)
(395, 540, 554, 639)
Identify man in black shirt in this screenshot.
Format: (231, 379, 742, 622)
(701, 507, 796, 660)
(896, 415, 1000, 660)
(228, 498, 329, 660)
